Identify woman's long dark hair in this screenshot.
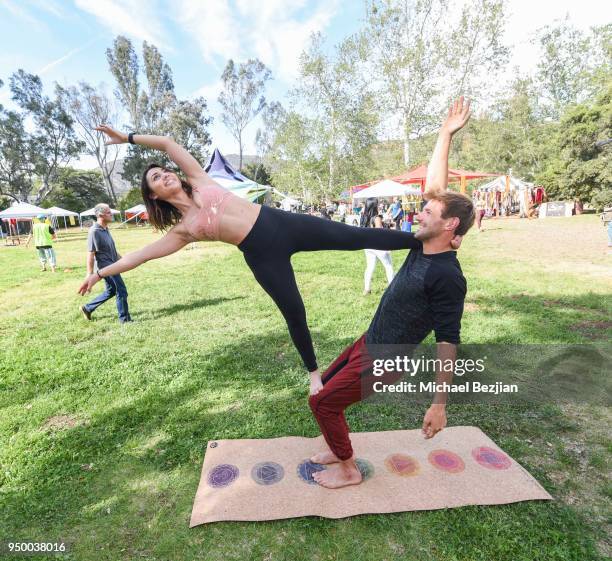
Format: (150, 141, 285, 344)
(360, 197, 379, 228)
(141, 163, 192, 231)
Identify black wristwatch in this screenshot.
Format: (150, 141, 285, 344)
(128, 132, 136, 145)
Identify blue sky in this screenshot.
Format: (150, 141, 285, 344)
(0, 0, 610, 167)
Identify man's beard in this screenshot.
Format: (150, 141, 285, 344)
(414, 228, 431, 240)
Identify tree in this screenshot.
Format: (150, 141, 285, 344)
(363, 0, 509, 166)
(9, 70, 84, 203)
(118, 187, 144, 210)
(447, 0, 509, 98)
(56, 82, 121, 205)
(218, 58, 271, 170)
(106, 36, 212, 185)
(44, 167, 110, 211)
(0, 107, 33, 202)
(242, 162, 273, 186)
(295, 32, 378, 198)
(533, 19, 596, 119)
(267, 111, 320, 200)
(540, 85, 612, 207)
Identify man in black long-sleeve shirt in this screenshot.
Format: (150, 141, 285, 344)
(308, 97, 475, 488)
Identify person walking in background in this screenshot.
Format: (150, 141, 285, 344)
(361, 200, 394, 295)
(81, 203, 132, 324)
(363, 215, 394, 294)
(26, 215, 57, 272)
(474, 196, 486, 231)
(390, 197, 404, 230)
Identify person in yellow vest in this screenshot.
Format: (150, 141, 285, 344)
(26, 215, 57, 272)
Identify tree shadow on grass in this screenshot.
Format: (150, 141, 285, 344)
(0, 329, 350, 527)
(144, 296, 246, 319)
(1, 320, 605, 560)
(465, 292, 611, 343)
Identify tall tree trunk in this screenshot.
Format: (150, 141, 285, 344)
(403, 112, 411, 167)
(238, 131, 243, 171)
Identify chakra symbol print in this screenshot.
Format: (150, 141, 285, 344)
(355, 458, 375, 481)
(251, 462, 285, 485)
(207, 464, 239, 488)
(428, 450, 465, 473)
(472, 446, 511, 470)
(297, 460, 326, 485)
(385, 453, 420, 476)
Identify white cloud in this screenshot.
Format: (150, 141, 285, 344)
(2, 0, 46, 29)
(39, 37, 101, 76)
(174, 0, 339, 83)
(174, 0, 242, 64)
(74, 0, 169, 49)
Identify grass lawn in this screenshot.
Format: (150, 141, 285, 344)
(0, 214, 610, 561)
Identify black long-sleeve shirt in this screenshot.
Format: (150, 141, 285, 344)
(366, 243, 466, 345)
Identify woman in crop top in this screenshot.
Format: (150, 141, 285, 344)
(79, 124, 461, 395)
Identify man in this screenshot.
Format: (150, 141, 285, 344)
(26, 215, 57, 272)
(308, 97, 474, 488)
(81, 203, 132, 323)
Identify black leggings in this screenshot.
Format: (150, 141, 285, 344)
(238, 206, 421, 371)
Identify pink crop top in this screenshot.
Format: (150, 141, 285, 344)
(186, 184, 234, 241)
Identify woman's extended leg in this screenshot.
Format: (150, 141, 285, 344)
(243, 252, 318, 373)
(279, 210, 421, 253)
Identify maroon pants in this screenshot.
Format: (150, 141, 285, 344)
(308, 334, 402, 461)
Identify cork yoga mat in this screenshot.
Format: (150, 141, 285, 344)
(190, 426, 552, 526)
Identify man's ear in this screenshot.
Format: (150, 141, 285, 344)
(445, 217, 460, 231)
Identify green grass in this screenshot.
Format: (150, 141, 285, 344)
(0, 215, 610, 560)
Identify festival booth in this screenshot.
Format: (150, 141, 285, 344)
(47, 206, 79, 230)
(79, 207, 122, 229)
(473, 175, 546, 217)
(0, 202, 51, 244)
(124, 204, 148, 225)
(205, 149, 271, 203)
(351, 179, 422, 199)
(348, 164, 498, 198)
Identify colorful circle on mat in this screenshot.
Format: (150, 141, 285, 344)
(472, 446, 511, 470)
(251, 461, 285, 485)
(355, 458, 375, 481)
(297, 460, 326, 485)
(207, 464, 239, 488)
(385, 453, 420, 476)
(428, 450, 465, 473)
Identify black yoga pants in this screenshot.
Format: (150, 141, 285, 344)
(238, 205, 421, 372)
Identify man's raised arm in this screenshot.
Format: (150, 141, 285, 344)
(424, 97, 471, 200)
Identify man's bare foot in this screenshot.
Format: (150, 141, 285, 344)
(310, 450, 341, 464)
(312, 459, 362, 488)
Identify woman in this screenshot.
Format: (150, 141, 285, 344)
(78, 125, 459, 396)
(361, 199, 394, 295)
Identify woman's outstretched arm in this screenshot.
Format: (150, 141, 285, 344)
(95, 125, 211, 185)
(78, 226, 191, 295)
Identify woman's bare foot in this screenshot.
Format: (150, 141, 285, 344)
(310, 450, 341, 464)
(313, 458, 362, 488)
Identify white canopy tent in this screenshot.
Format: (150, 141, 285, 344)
(80, 207, 121, 217)
(352, 179, 422, 199)
(79, 207, 121, 229)
(125, 204, 146, 216)
(0, 202, 50, 218)
(0, 202, 50, 241)
(477, 176, 533, 192)
(47, 206, 79, 230)
(119, 204, 148, 227)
